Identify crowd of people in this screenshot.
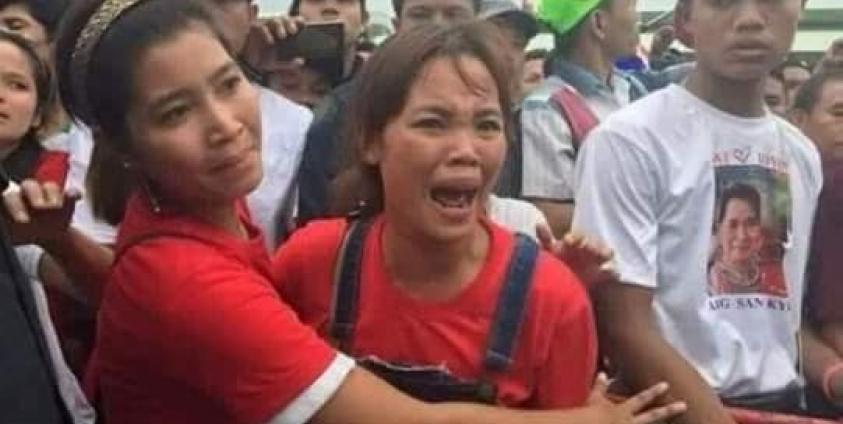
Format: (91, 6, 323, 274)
(0, 0, 841, 423)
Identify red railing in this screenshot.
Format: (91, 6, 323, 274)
(729, 407, 842, 424)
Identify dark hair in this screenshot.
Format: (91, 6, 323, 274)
(392, 0, 480, 19)
(332, 21, 514, 216)
(0, 0, 70, 36)
(289, 0, 367, 19)
(525, 48, 548, 62)
(0, 30, 52, 179)
(552, 0, 611, 56)
(792, 66, 843, 114)
(717, 183, 761, 225)
(54, 0, 227, 225)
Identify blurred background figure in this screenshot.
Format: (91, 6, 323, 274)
(522, 48, 548, 97)
(792, 66, 843, 162)
(780, 58, 813, 110)
(515, 0, 646, 237)
(647, 24, 678, 70)
(265, 64, 333, 110)
(288, 0, 369, 81)
(246, 0, 371, 112)
(0, 0, 70, 137)
(816, 37, 843, 74)
(791, 64, 843, 417)
(356, 37, 377, 61)
(478, 0, 539, 102)
(764, 69, 787, 116)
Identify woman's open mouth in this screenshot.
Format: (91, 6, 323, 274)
(427, 184, 481, 223)
(430, 187, 477, 210)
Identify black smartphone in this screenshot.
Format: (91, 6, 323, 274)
(276, 22, 345, 84)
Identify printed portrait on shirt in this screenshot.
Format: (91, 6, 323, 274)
(708, 165, 791, 298)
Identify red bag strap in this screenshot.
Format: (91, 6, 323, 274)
(550, 85, 600, 152)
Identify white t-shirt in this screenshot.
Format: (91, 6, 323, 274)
(247, 87, 311, 249)
(573, 84, 822, 397)
(487, 195, 548, 240)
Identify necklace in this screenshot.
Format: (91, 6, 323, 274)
(716, 259, 760, 289)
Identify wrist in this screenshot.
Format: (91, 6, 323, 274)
(39, 227, 74, 252)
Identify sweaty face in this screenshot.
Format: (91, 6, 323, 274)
(801, 80, 843, 161)
(397, 0, 474, 32)
(718, 198, 762, 267)
(297, 0, 366, 49)
(679, 0, 802, 82)
(602, 0, 640, 60)
(206, 0, 255, 54)
(0, 4, 49, 61)
(369, 56, 505, 242)
(127, 25, 262, 210)
(0, 40, 39, 156)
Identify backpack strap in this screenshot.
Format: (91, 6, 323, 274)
(550, 85, 600, 153)
(483, 234, 540, 372)
(329, 218, 373, 351)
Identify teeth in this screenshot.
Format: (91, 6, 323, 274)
(431, 189, 475, 209)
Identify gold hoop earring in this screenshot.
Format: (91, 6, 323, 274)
(122, 158, 161, 214)
(139, 178, 162, 214)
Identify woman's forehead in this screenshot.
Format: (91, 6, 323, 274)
(0, 40, 34, 76)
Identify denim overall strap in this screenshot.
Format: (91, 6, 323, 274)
(329, 218, 373, 350)
(483, 234, 539, 372)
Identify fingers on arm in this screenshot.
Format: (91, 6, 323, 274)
(623, 382, 688, 424)
(631, 401, 688, 424)
(3, 183, 29, 223)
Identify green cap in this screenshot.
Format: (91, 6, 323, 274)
(537, 0, 601, 36)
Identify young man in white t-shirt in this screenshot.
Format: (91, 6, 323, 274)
(573, 0, 825, 422)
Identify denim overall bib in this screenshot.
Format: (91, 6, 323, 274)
(328, 218, 539, 404)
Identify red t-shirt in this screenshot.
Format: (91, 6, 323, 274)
(273, 216, 597, 408)
(90, 194, 343, 424)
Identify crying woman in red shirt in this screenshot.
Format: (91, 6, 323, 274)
(273, 22, 597, 409)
